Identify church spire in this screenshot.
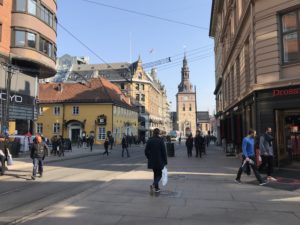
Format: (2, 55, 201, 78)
(178, 54, 193, 92)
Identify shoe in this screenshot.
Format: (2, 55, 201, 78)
(154, 188, 160, 193)
(259, 181, 267, 186)
(235, 179, 241, 184)
(31, 175, 36, 180)
(267, 176, 277, 181)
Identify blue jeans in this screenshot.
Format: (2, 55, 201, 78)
(152, 168, 162, 189)
(32, 158, 44, 176)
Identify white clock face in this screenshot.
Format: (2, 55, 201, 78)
(183, 96, 188, 101)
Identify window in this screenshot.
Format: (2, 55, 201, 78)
(183, 104, 185, 111)
(37, 123, 43, 134)
(39, 106, 44, 115)
(53, 106, 60, 115)
(136, 83, 140, 90)
(73, 106, 79, 115)
(141, 84, 145, 90)
(39, 37, 53, 58)
(281, 10, 300, 63)
(189, 104, 192, 111)
(53, 123, 60, 133)
(140, 106, 145, 113)
(27, 32, 36, 48)
(98, 127, 106, 140)
(28, 0, 36, 15)
(138, 73, 142, 79)
(15, 30, 26, 47)
(0, 0, 3, 5)
(136, 94, 140, 101)
(0, 24, 2, 42)
(141, 94, 145, 102)
(15, 0, 26, 12)
(120, 83, 125, 90)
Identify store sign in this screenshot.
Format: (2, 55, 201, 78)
(272, 88, 300, 97)
(0, 93, 23, 103)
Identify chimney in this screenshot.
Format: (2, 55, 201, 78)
(56, 83, 63, 92)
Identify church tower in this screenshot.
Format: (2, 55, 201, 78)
(176, 54, 197, 137)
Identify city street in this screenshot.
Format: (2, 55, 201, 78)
(1, 143, 300, 225)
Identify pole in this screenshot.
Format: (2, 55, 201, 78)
(1, 62, 12, 134)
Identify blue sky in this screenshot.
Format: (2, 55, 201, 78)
(56, 0, 215, 113)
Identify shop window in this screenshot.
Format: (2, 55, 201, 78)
(37, 123, 43, 134)
(53, 106, 60, 115)
(281, 10, 300, 63)
(72, 106, 79, 115)
(98, 127, 106, 140)
(53, 123, 60, 133)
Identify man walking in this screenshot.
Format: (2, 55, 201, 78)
(145, 128, 168, 193)
(122, 134, 130, 157)
(194, 130, 204, 158)
(30, 134, 48, 180)
(259, 127, 276, 181)
(185, 134, 193, 157)
(235, 130, 266, 185)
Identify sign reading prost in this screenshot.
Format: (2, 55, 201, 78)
(272, 88, 300, 97)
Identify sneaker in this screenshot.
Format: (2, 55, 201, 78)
(31, 175, 36, 180)
(154, 188, 160, 193)
(259, 181, 267, 186)
(235, 179, 241, 184)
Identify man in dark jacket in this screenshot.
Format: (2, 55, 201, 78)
(185, 134, 194, 157)
(194, 130, 204, 158)
(122, 134, 130, 157)
(145, 128, 168, 193)
(30, 134, 48, 180)
(0, 135, 9, 175)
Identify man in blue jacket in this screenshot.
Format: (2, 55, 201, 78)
(235, 130, 266, 185)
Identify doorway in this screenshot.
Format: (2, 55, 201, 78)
(276, 109, 300, 165)
(71, 128, 81, 143)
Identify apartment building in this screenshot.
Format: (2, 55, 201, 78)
(210, 0, 300, 165)
(0, 0, 57, 134)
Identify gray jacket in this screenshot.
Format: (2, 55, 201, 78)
(259, 133, 274, 156)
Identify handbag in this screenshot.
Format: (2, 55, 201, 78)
(7, 149, 13, 166)
(162, 166, 168, 186)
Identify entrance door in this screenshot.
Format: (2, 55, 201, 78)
(71, 129, 80, 143)
(276, 110, 300, 165)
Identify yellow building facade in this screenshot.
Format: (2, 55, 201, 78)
(37, 79, 138, 144)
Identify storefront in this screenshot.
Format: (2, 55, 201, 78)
(256, 86, 300, 166)
(0, 90, 35, 135)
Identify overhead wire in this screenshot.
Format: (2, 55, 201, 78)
(80, 0, 208, 30)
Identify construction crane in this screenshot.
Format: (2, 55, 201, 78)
(142, 57, 171, 69)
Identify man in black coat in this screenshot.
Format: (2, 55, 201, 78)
(145, 128, 168, 193)
(30, 134, 48, 180)
(194, 130, 204, 158)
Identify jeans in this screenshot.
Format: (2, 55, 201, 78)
(122, 147, 130, 157)
(0, 155, 6, 174)
(236, 156, 263, 183)
(187, 147, 192, 157)
(152, 168, 162, 189)
(195, 146, 202, 158)
(32, 158, 44, 177)
(259, 155, 274, 176)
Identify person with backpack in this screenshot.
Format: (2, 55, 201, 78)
(194, 130, 204, 158)
(185, 134, 194, 157)
(103, 137, 109, 156)
(30, 134, 48, 180)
